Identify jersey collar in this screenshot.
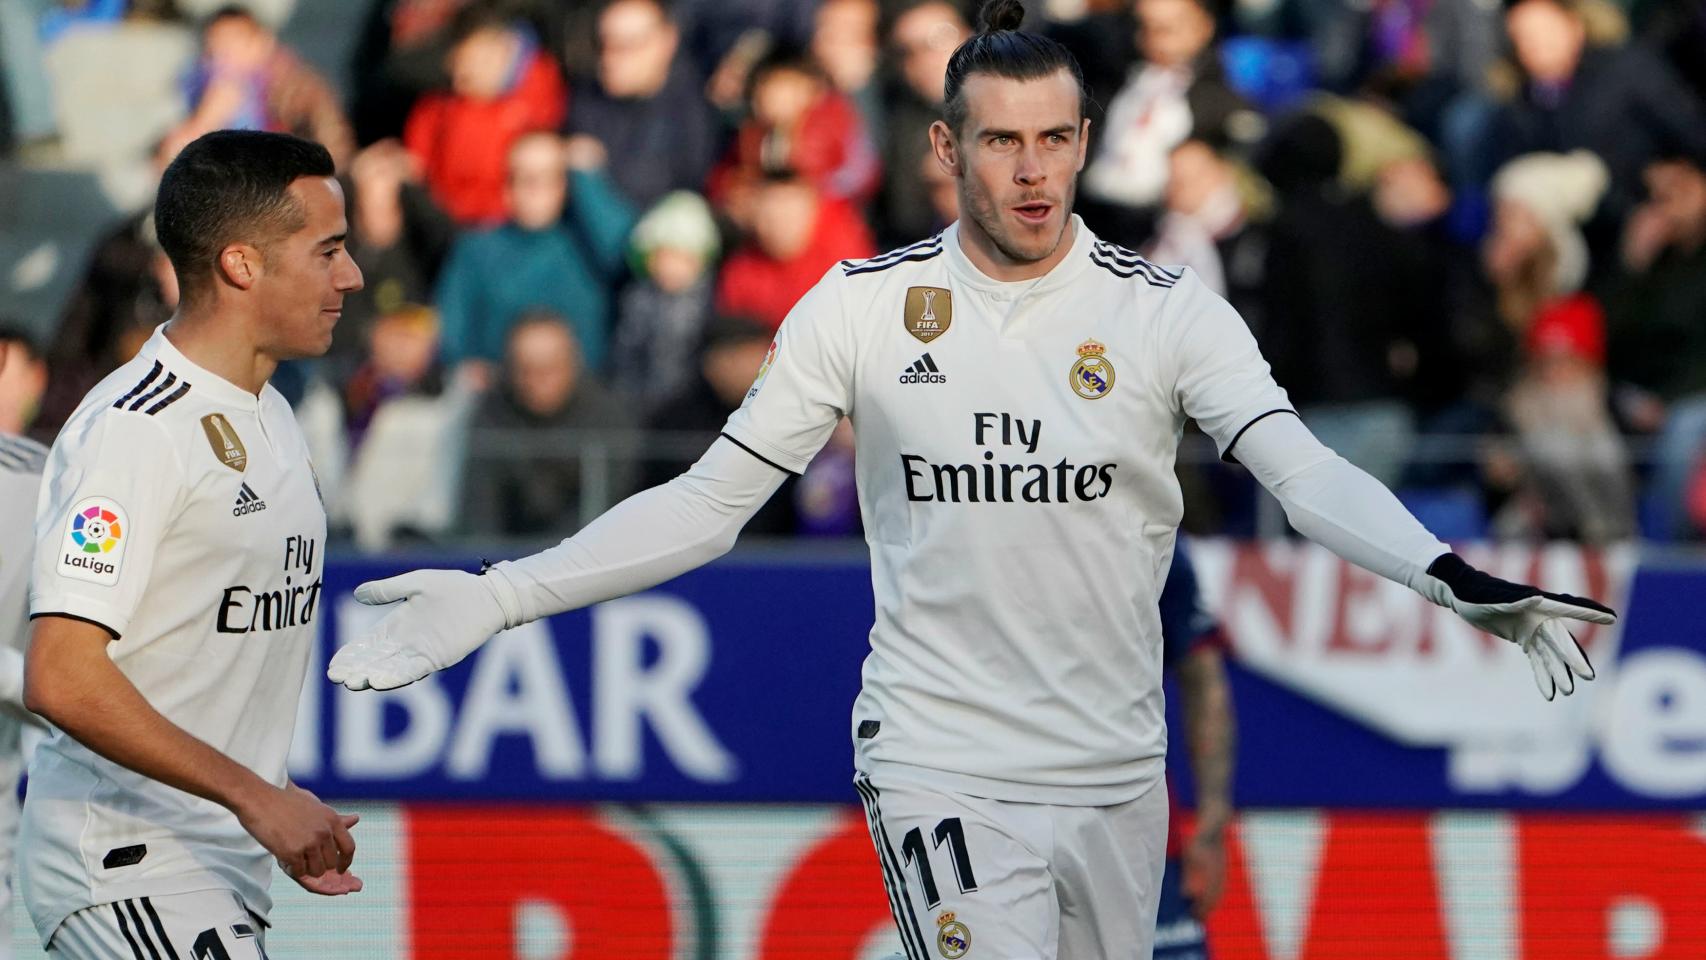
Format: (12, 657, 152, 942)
(141, 325, 264, 411)
(942, 214, 1096, 298)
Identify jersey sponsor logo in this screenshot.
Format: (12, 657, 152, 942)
(59, 497, 127, 584)
(1069, 338, 1115, 400)
(899, 353, 947, 384)
(904, 286, 952, 343)
(232, 482, 268, 516)
(745, 341, 779, 402)
(936, 912, 971, 958)
(217, 534, 321, 634)
(200, 413, 248, 471)
(901, 412, 1118, 503)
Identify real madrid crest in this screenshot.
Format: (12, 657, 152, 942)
(1070, 338, 1115, 400)
(200, 413, 248, 471)
(904, 286, 952, 343)
(936, 911, 971, 959)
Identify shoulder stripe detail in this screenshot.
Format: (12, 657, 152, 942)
(127, 371, 179, 412)
(720, 432, 801, 476)
(112, 361, 164, 410)
(841, 234, 944, 275)
(143, 380, 192, 415)
(1089, 250, 1178, 287)
(1091, 241, 1184, 286)
(0, 435, 46, 473)
(844, 248, 944, 276)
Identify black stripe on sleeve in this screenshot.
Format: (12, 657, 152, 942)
(143, 381, 192, 415)
(1221, 408, 1300, 464)
(112, 361, 164, 410)
(30, 611, 121, 640)
(140, 897, 183, 960)
(719, 432, 801, 476)
(113, 902, 148, 960)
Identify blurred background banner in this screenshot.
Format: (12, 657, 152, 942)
(284, 541, 1700, 810)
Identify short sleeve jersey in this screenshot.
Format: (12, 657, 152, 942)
(23, 327, 326, 944)
(723, 217, 1290, 805)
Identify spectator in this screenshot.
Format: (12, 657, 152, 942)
(708, 47, 880, 225)
(32, 208, 176, 443)
(1492, 0, 1706, 234)
(810, 0, 881, 133)
(1607, 157, 1706, 538)
(340, 302, 446, 452)
(1079, 0, 1258, 248)
(436, 131, 637, 378)
(333, 138, 457, 373)
(0, 325, 46, 436)
(565, 0, 719, 211)
(610, 191, 720, 419)
(404, 1, 567, 226)
(1494, 294, 1636, 542)
(461, 311, 637, 538)
(715, 172, 875, 330)
(166, 6, 355, 168)
(1257, 112, 1423, 485)
(349, 0, 472, 143)
(1149, 136, 1271, 317)
(876, 0, 971, 247)
(642, 315, 796, 534)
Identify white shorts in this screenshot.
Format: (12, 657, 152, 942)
(855, 772, 1169, 960)
(48, 889, 268, 959)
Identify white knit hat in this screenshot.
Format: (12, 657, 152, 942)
(630, 191, 721, 261)
(1490, 150, 1609, 295)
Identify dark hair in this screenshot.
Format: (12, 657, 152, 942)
(0, 321, 39, 358)
(747, 45, 826, 101)
(154, 129, 335, 304)
(942, 0, 1088, 134)
(203, 3, 258, 29)
(449, 0, 516, 44)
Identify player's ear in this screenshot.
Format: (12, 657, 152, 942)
(929, 119, 960, 178)
(216, 243, 261, 292)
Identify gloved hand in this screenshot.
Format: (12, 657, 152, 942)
(327, 568, 509, 691)
(1418, 553, 1615, 700)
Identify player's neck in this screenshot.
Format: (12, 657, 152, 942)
(955, 217, 1077, 283)
(164, 308, 277, 397)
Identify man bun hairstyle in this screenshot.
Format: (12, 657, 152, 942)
(942, 0, 1089, 134)
(155, 129, 335, 305)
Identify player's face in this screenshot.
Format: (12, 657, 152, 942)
(258, 177, 363, 360)
(934, 70, 1088, 273)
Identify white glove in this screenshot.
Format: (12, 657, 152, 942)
(327, 568, 510, 691)
(1418, 553, 1615, 700)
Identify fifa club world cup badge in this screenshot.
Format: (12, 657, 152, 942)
(200, 413, 248, 471)
(935, 911, 971, 959)
(905, 286, 952, 343)
(1070, 338, 1115, 400)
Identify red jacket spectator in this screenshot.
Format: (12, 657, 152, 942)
(716, 180, 875, 330)
(404, 40, 567, 225)
(709, 90, 880, 210)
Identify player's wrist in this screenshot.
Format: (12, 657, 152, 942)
(1193, 803, 1233, 839)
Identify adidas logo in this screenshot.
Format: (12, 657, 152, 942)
(898, 353, 947, 384)
(232, 482, 268, 517)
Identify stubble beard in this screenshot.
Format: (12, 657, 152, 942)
(963, 176, 1077, 266)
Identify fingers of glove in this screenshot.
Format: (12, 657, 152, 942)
(354, 571, 433, 606)
(1560, 627, 1596, 681)
(1525, 639, 1557, 701)
(1531, 595, 1616, 626)
(368, 650, 438, 691)
(325, 642, 371, 689)
(1535, 625, 1578, 697)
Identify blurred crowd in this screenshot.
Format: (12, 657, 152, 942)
(0, 0, 1703, 548)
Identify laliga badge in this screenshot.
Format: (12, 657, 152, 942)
(936, 911, 970, 959)
(201, 413, 248, 472)
(60, 496, 128, 585)
(905, 286, 952, 343)
(1070, 338, 1115, 400)
(746, 341, 779, 401)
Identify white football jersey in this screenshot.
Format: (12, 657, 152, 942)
(24, 327, 326, 944)
(724, 217, 1291, 805)
(0, 432, 47, 956)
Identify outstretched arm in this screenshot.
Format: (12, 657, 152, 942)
(1229, 412, 1613, 699)
(328, 435, 788, 690)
